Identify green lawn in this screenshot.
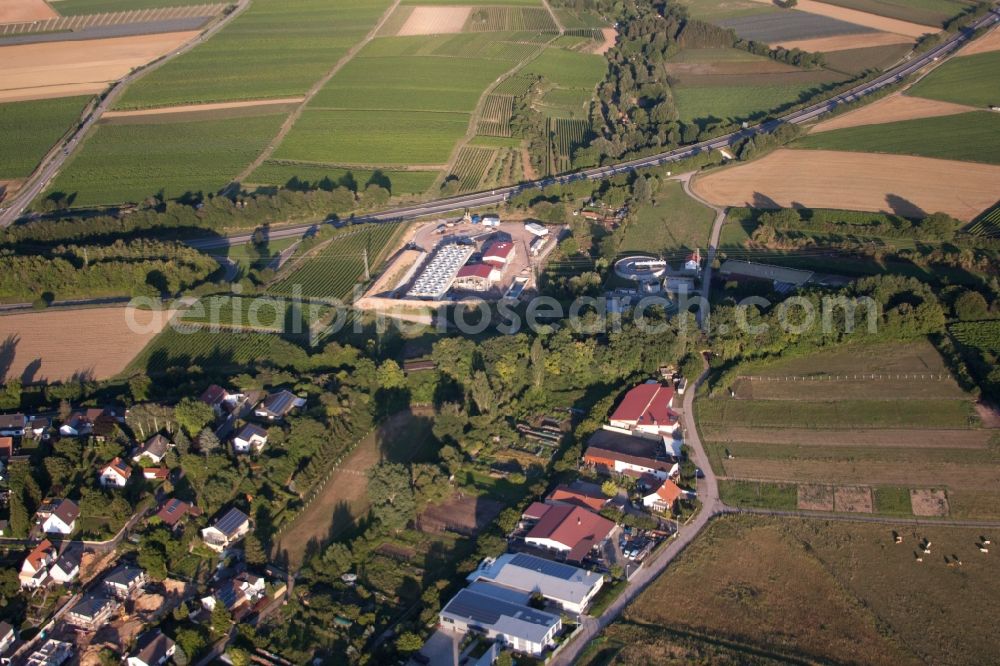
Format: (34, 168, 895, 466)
(249, 161, 438, 195)
(0, 96, 90, 180)
(796, 111, 1000, 165)
(52, 0, 218, 14)
(273, 109, 469, 166)
(114, 0, 392, 108)
(906, 50, 1000, 108)
(618, 181, 716, 255)
(42, 113, 286, 207)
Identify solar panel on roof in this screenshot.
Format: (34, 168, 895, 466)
(509, 553, 578, 580)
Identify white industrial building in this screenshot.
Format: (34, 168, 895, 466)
(406, 243, 475, 300)
(467, 552, 604, 614)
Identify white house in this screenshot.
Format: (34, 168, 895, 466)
(99, 457, 132, 488)
(232, 423, 268, 454)
(38, 499, 79, 535)
(201, 507, 250, 552)
(127, 630, 175, 666)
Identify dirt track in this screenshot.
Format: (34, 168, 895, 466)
(0, 306, 175, 382)
(0, 31, 199, 102)
(958, 26, 1000, 56)
(810, 93, 979, 133)
(691, 149, 1000, 221)
(0, 0, 57, 24)
(102, 97, 305, 118)
(775, 31, 912, 52)
(397, 5, 471, 35)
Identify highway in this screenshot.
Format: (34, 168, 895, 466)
(0, 0, 252, 229)
(185, 7, 998, 251)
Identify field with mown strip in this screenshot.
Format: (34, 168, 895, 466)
(269, 224, 401, 301)
(585, 517, 1000, 666)
(52, 0, 219, 14)
(248, 161, 438, 195)
(42, 112, 286, 207)
(0, 96, 90, 179)
(447, 146, 495, 191)
(273, 109, 469, 166)
(114, 0, 392, 108)
(616, 181, 717, 255)
(906, 50, 1000, 108)
(812, 0, 970, 27)
(796, 111, 1000, 165)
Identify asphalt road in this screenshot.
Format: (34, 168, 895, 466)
(0, 0, 252, 228)
(183, 8, 999, 252)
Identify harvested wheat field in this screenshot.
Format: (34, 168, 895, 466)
(0, 31, 199, 102)
(397, 5, 471, 35)
(911, 488, 949, 516)
(102, 97, 305, 119)
(692, 149, 1000, 221)
(748, 0, 936, 36)
(0, 0, 58, 24)
(811, 93, 977, 133)
(776, 31, 912, 52)
(0, 306, 175, 383)
(958, 26, 1000, 57)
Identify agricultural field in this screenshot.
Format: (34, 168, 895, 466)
(615, 180, 716, 256)
(114, 0, 393, 108)
(51, 0, 220, 15)
(446, 146, 496, 192)
(0, 306, 175, 382)
(41, 112, 286, 207)
(697, 339, 1000, 519)
(796, 111, 1000, 165)
(0, 96, 90, 180)
(691, 149, 1000, 221)
(269, 223, 401, 301)
(586, 516, 1000, 666)
(906, 50, 1000, 108)
(248, 161, 438, 196)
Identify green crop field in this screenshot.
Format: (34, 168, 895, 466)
(52, 0, 219, 14)
(114, 0, 392, 108)
(672, 82, 826, 122)
(617, 181, 716, 255)
(270, 223, 401, 301)
(906, 50, 1000, 108)
(797, 111, 1000, 165)
(812, 0, 970, 27)
(447, 146, 495, 191)
(273, 109, 469, 166)
(248, 161, 438, 195)
(522, 47, 607, 89)
(42, 112, 285, 208)
(967, 202, 1000, 236)
(0, 96, 90, 180)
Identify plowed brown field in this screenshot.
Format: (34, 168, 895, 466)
(691, 149, 1000, 221)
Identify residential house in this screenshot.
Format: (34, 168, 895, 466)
(59, 408, 106, 437)
(0, 620, 16, 657)
(201, 507, 250, 552)
(37, 498, 79, 535)
(232, 423, 268, 454)
(64, 594, 119, 630)
(19, 540, 56, 589)
(608, 383, 680, 436)
(254, 390, 304, 421)
(584, 428, 677, 480)
(48, 547, 81, 584)
(127, 630, 176, 666)
(467, 552, 604, 615)
(99, 457, 132, 488)
(132, 434, 170, 465)
(102, 564, 147, 600)
(642, 478, 683, 514)
(24, 639, 73, 666)
(155, 498, 199, 530)
(0, 414, 26, 437)
(439, 581, 561, 657)
(522, 502, 616, 563)
(546, 481, 608, 512)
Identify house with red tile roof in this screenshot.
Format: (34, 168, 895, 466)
(609, 383, 679, 436)
(523, 503, 616, 563)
